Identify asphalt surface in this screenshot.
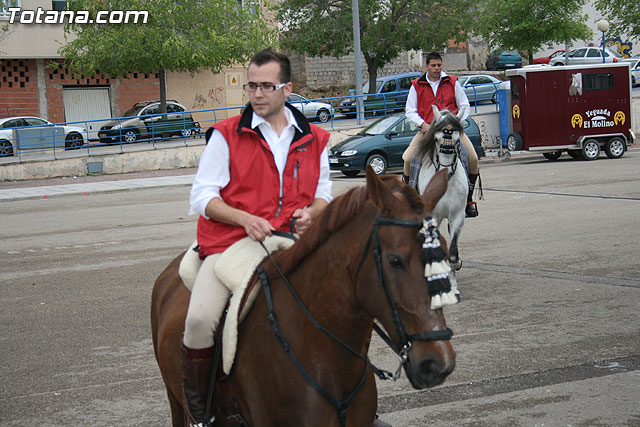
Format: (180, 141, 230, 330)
(1, 148, 639, 426)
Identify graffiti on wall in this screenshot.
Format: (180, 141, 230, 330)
(192, 87, 225, 110)
(209, 87, 224, 104)
(605, 37, 633, 58)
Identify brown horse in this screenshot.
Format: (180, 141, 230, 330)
(151, 167, 456, 427)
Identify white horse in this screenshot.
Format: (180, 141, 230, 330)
(411, 105, 469, 300)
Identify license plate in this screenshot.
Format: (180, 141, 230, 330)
(329, 157, 338, 164)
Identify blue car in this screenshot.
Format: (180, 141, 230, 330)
(329, 113, 483, 177)
(486, 49, 522, 71)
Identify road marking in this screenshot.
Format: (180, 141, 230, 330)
(485, 188, 640, 202)
(466, 261, 640, 288)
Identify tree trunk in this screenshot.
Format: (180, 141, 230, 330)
(159, 67, 167, 114)
(364, 55, 378, 95)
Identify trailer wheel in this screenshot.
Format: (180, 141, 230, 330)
(604, 137, 625, 159)
(507, 133, 523, 151)
(581, 139, 600, 161)
(543, 151, 562, 161)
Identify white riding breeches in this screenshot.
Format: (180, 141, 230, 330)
(183, 253, 230, 349)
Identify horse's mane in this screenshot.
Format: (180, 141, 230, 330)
(414, 109, 464, 162)
(268, 176, 424, 276)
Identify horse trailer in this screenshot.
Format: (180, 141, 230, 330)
(505, 63, 635, 160)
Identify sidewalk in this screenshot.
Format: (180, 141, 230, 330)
(0, 174, 195, 202)
(0, 150, 545, 202)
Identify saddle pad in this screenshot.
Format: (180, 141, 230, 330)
(178, 240, 202, 291)
(216, 235, 296, 374)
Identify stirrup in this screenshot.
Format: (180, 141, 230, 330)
(465, 201, 478, 218)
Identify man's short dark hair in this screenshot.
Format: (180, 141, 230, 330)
(250, 48, 291, 83)
(426, 51, 443, 65)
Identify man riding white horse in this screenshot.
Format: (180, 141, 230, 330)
(402, 51, 480, 218)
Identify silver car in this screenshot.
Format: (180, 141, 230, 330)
(549, 47, 623, 66)
(458, 74, 502, 104)
(287, 93, 334, 123)
(624, 59, 640, 87)
(0, 116, 86, 157)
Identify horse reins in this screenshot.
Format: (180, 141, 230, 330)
(257, 213, 452, 427)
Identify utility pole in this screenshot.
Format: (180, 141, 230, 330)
(352, 0, 364, 125)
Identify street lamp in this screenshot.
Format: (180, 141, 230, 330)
(596, 19, 610, 64)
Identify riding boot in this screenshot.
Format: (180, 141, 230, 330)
(181, 342, 215, 426)
(465, 173, 479, 218)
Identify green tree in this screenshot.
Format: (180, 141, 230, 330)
(275, 0, 475, 93)
(594, 0, 640, 42)
(59, 0, 275, 112)
(474, 0, 592, 63)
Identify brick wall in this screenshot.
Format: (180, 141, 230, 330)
(0, 59, 39, 118)
(302, 52, 417, 89)
(109, 72, 160, 117)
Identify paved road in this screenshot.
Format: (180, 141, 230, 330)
(1, 150, 639, 426)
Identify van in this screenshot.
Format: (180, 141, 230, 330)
(338, 72, 422, 118)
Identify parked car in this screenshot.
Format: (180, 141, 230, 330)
(329, 113, 483, 177)
(337, 72, 422, 118)
(533, 50, 565, 65)
(287, 93, 334, 123)
(486, 49, 523, 70)
(98, 100, 198, 144)
(624, 58, 640, 87)
(549, 47, 623, 66)
(458, 74, 502, 104)
(0, 116, 86, 157)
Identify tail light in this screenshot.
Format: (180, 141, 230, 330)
(613, 58, 617, 62)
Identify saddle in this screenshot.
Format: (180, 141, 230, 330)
(179, 234, 296, 374)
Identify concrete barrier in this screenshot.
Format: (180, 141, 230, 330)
(0, 145, 205, 181)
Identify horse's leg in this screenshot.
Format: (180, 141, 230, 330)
(447, 213, 464, 300)
(167, 388, 186, 427)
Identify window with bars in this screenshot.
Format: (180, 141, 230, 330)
(584, 73, 614, 90)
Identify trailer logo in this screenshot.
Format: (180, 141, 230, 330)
(571, 114, 583, 128)
(576, 108, 622, 129)
(512, 105, 520, 119)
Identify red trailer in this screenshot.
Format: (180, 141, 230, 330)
(505, 63, 635, 160)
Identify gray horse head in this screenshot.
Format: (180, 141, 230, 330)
(416, 105, 467, 162)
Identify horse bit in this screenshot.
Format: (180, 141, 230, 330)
(433, 125, 461, 178)
(256, 214, 453, 427)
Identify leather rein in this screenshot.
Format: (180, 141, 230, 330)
(257, 214, 453, 427)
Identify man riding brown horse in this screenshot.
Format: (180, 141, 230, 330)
(182, 48, 331, 425)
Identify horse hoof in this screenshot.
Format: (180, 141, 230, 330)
(455, 259, 462, 270)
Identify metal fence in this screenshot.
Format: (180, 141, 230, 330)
(0, 87, 500, 163)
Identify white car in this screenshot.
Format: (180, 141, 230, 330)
(549, 47, 623, 66)
(287, 93, 334, 123)
(0, 116, 86, 157)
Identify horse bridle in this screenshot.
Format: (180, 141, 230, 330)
(256, 213, 452, 427)
(355, 214, 453, 363)
(433, 130, 461, 178)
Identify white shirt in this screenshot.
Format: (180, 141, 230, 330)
(189, 107, 332, 218)
(405, 71, 470, 127)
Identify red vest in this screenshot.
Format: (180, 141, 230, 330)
(197, 105, 330, 256)
(411, 74, 458, 124)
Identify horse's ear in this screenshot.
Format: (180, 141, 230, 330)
(366, 166, 396, 214)
(432, 105, 441, 122)
(421, 168, 448, 213)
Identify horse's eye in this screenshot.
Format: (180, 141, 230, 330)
(387, 255, 404, 270)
